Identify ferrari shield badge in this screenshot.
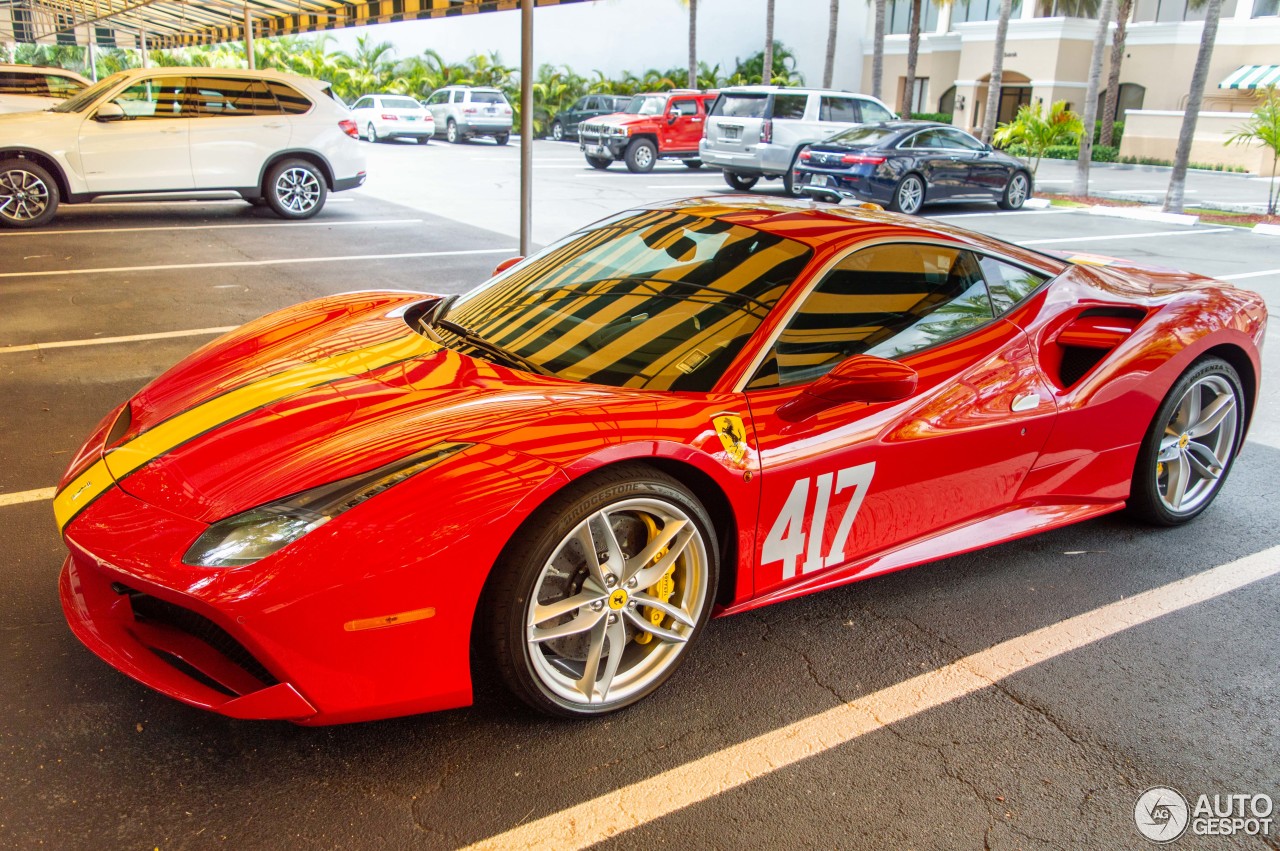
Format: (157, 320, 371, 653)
(713, 414, 749, 466)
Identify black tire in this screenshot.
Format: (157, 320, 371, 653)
(780, 152, 805, 197)
(683, 159, 703, 169)
(446, 119, 460, 144)
(723, 171, 759, 191)
(550, 121, 564, 142)
(586, 155, 612, 170)
(888, 173, 926, 215)
(366, 123, 379, 143)
(997, 171, 1030, 210)
(495, 133, 510, 146)
(263, 158, 327, 220)
(1129, 357, 1245, 526)
(0, 157, 59, 228)
(484, 464, 719, 717)
(623, 138, 657, 173)
(415, 136, 430, 145)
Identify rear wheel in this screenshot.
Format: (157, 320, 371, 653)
(550, 121, 564, 142)
(415, 136, 430, 145)
(723, 171, 759, 191)
(495, 133, 510, 146)
(446, 120, 460, 144)
(586, 155, 612, 170)
(264, 158, 327, 220)
(485, 465, 718, 717)
(1129, 357, 1244, 526)
(683, 159, 703, 169)
(366, 123, 379, 143)
(624, 138, 657, 173)
(889, 174, 925, 215)
(780, 152, 805, 197)
(998, 171, 1030, 210)
(0, 158, 59, 228)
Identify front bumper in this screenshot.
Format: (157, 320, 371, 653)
(580, 134, 627, 159)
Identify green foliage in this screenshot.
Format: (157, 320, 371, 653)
(1006, 144, 1117, 162)
(725, 42, 805, 87)
(910, 112, 953, 124)
(1226, 86, 1280, 214)
(1116, 155, 1248, 172)
(1093, 119, 1123, 147)
(993, 100, 1084, 176)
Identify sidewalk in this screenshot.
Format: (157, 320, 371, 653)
(1032, 159, 1278, 215)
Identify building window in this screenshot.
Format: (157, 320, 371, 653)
(1132, 0, 1237, 20)
(55, 14, 76, 46)
(1037, 0, 1097, 15)
(95, 26, 116, 47)
(954, 0, 1023, 23)
(1252, 0, 1278, 15)
(885, 0, 940, 34)
(1095, 83, 1146, 121)
(938, 86, 957, 114)
(900, 77, 929, 113)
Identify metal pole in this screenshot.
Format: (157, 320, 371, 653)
(519, 0, 533, 257)
(243, 4, 255, 70)
(88, 38, 98, 82)
(140, 28, 149, 67)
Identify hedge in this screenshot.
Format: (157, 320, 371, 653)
(909, 112, 954, 124)
(1005, 144, 1119, 163)
(1093, 120, 1124, 147)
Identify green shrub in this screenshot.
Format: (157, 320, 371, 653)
(1093, 120, 1124, 146)
(1006, 144, 1117, 162)
(1116, 155, 1248, 172)
(910, 112, 953, 124)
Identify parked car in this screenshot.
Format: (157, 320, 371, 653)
(0, 67, 366, 227)
(0, 63, 90, 114)
(349, 93, 435, 143)
(549, 94, 631, 142)
(794, 121, 1033, 214)
(55, 196, 1264, 723)
(579, 90, 717, 172)
(700, 85, 897, 195)
(423, 86, 513, 144)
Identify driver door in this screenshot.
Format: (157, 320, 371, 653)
(77, 74, 193, 193)
(745, 242, 1057, 596)
(662, 96, 702, 151)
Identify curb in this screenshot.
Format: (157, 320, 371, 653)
(1254, 223, 1280, 236)
(1087, 205, 1199, 226)
(1023, 198, 1052, 209)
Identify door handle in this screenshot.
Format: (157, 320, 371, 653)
(264, 122, 286, 129)
(1012, 393, 1042, 412)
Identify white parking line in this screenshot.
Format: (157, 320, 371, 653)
(0, 247, 514, 280)
(0, 219, 423, 238)
(1, 326, 237, 355)
(931, 208, 1073, 219)
(464, 544, 1280, 851)
(645, 184, 729, 190)
(1222, 268, 1280, 281)
(1022, 227, 1233, 245)
(0, 487, 56, 507)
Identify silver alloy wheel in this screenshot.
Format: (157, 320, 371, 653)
(1007, 173, 1028, 207)
(525, 497, 710, 707)
(551, 121, 563, 141)
(274, 167, 322, 214)
(367, 123, 378, 142)
(447, 120, 459, 143)
(0, 167, 50, 224)
(634, 144, 654, 169)
(897, 176, 924, 214)
(1155, 374, 1239, 515)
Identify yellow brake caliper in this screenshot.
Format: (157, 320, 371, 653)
(634, 515, 676, 645)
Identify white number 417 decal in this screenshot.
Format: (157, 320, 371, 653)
(762, 462, 876, 580)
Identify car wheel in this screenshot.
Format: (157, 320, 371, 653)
(415, 136, 430, 145)
(684, 159, 703, 169)
(624, 138, 657, 173)
(551, 121, 564, 142)
(889, 174, 926, 215)
(723, 171, 759, 191)
(264, 158, 327, 220)
(366, 123, 379, 143)
(780, 153, 805, 197)
(0, 158, 59, 228)
(586, 155, 612, 170)
(495, 133, 510, 146)
(998, 171, 1030, 210)
(486, 464, 718, 717)
(446, 120, 460, 144)
(1129, 357, 1244, 526)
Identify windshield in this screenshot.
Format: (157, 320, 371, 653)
(624, 95, 667, 116)
(51, 72, 127, 113)
(433, 210, 813, 391)
(381, 96, 422, 109)
(824, 125, 900, 147)
(710, 94, 768, 119)
(471, 91, 507, 104)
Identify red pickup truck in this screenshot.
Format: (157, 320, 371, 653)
(578, 90, 718, 173)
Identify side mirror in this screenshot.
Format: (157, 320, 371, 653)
(776, 355, 918, 422)
(492, 256, 524, 276)
(94, 102, 126, 122)
(668, 107, 682, 124)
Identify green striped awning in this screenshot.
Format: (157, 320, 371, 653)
(1219, 65, 1280, 90)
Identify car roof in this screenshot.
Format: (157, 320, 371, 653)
(717, 85, 869, 97)
(107, 66, 321, 85)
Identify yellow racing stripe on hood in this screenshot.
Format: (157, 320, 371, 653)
(54, 332, 441, 534)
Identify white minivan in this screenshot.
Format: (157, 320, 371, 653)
(0, 67, 366, 227)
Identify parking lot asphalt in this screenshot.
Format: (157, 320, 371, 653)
(1, 147, 1279, 850)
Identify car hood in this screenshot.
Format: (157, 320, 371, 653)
(0, 108, 79, 129)
(592, 113, 649, 128)
(104, 291, 616, 524)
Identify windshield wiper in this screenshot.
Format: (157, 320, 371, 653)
(434, 318, 554, 377)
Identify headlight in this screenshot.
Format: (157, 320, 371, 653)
(182, 441, 471, 567)
(609, 126, 630, 137)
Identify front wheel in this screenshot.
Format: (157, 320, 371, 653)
(0, 158, 59, 228)
(494, 133, 510, 146)
(1129, 357, 1245, 526)
(366, 123, 379, 143)
(586, 155, 612, 170)
(723, 171, 759, 191)
(889, 174, 926, 215)
(683, 159, 703, 169)
(415, 136, 430, 145)
(446, 120, 460, 144)
(780, 153, 805, 197)
(550, 121, 564, 142)
(264, 158, 327, 220)
(485, 465, 719, 717)
(624, 138, 657, 173)
(998, 171, 1030, 210)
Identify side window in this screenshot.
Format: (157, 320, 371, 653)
(188, 77, 279, 116)
(819, 96, 860, 122)
(771, 93, 808, 120)
(940, 128, 983, 150)
(46, 74, 84, 99)
(860, 100, 895, 123)
(0, 71, 47, 96)
(352, 96, 371, 110)
(265, 81, 312, 114)
(113, 76, 187, 118)
(669, 97, 696, 117)
(747, 244, 995, 389)
(906, 129, 944, 148)
(425, 90, 446, 106)
(977, 255, 1050, 314)
(450, 90, 462, 103)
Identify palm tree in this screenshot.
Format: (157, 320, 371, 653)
(1099, 0, 1134, 147)
(1164, 0, 1224, 213)
(1072, 0, 1116, 196)
(901, 0, 923, 115)
(683, 0, 698, 88)
(823, 0, 840, 89)
(978, 0, 1014, 143)
(1226, 86, 1280, 215)
(763, 0, 776, 86)
(993, 100, 1084, 176)
(871, 0, 886, 101)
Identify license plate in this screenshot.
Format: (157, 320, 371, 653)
(486, 107, 496, 115)
(406, 116, 417, 121)
(723, 126, 741, 140)
(585, 144, 608, 156)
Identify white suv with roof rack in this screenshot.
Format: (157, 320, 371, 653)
(0, 66, 366, 228)
(700, 86, 896, 196)
(423, 86, 513, 145)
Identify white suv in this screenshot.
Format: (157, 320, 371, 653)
(424, 86, 513, 145)
(700, 86, 897, 195)
(0, 67, 367, 228)
(0, 64, 90, 114)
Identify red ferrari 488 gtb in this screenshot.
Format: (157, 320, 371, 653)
(56, 198, 1266, 723)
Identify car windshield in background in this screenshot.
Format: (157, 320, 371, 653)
(50, 73, 124, 113)
(825, 125, 900, 147)
(471, 91, 506, 104)
(625, 95, 668, 116)
(711, 94, 767, 118)
(381, 96, 422, 109)
(437, 211, 813, 391)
